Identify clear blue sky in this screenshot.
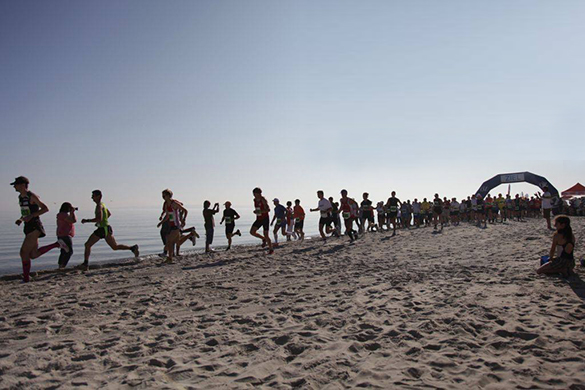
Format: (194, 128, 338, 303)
(1, 0, 584, 213)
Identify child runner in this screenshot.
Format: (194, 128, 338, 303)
(82, 190, 139, 270)
(56, 202, 77, 269)
(270, 198, 287, 246)
(220, 201, 241, 251)
(293, 199, 305, 241)
(250, 187, 274, 254)
(11, 176, 65, 282)
(203, 201, 220, 253)
(285, 201, 296, 241)
(376, 201, 386, 231)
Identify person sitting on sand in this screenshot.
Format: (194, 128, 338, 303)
(537, 215, 575, 278)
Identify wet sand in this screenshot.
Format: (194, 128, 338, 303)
(1, 218, 584, 389)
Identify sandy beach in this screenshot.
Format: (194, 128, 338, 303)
(1, 218, 584, 389)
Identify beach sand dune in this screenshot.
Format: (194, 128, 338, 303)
(1, 219, 584, 389)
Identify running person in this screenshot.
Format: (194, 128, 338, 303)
(385, 191, 401, 236)
(82, 190, 139, 270)
(220, 201, 241, 251)
(11, 176, 65, 282)
(360, 193, 375, 232)
(376, 201, 386, 231)
(56, 202, 77, 269)
(285, 201, 296, 241)
(432, 194, 443, 230)
(339, 190, 356, 241)
(157, 190, 196, 262)
(250, 187, 274, 254)
(310, 190, 336, 241)
(293, 199, 305, 241)
(270, 198, 287, 246)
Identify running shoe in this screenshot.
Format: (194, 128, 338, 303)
(131, 245, 140, 258)
(57, 239, 70, 253)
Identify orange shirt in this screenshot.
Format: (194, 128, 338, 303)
(293, 205, 305, 220)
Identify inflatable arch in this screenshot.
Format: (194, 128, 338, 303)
(475, 172, 559, 199)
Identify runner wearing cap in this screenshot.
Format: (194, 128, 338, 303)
(293, 199, 305, 241)
(250, 187, 274, 254)
(11, 176, 65, 282)
(220, 201, 241, 251)
(310, 190, 336, 241)
(271, 198, 287, 246)
(82, 190, 139, 271)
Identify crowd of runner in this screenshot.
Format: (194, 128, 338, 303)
(9, 176, 559, 282)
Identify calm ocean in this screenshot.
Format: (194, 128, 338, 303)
(0, 206, 324, 275)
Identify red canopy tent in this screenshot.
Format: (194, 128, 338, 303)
(561, 183, 585, 199)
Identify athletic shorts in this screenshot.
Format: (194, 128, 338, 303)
(225, 223, 235, 236)
(387, 212, 397, 219)
(252, 217, 270, 231)
(170, 225, 180, 231)
(319, 216, 333, 226)
(543, 208, 551, 218)
(23, 219, 46, 238)
(362, 211, 374, 223)
(274, 218, 286, 229)
(433, 207, 442, 215)
(378, 214, 386, 222)
(294, 220, 304, 230)
(94, 226, 113, 239)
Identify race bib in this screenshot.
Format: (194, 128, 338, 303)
(20, 206, 30, 217)
(295, 218, 301, 223)
(343, 212, 351, 219)
(225, 217, 233, 224)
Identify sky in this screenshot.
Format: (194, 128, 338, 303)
(1, 0, 584, 214)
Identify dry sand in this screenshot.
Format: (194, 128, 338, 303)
(1, 218, 584, 389)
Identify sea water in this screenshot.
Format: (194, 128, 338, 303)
(0, 206, 325, 275)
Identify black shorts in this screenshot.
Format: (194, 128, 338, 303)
(252, 217, 269, 231)
(433, 207, 442, 215)
(294, 220, 304, 230)
(94, 226, 113, 239)
(319, 216, 333, 226)
(226, 223, 235, 236)
(23, 219, 46, 238)
(387, 212, 397, 219)
(362, 212, 374, 223)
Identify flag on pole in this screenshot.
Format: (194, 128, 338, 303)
(507, 184, 511, 196)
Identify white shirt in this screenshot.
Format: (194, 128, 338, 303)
(542, 192, 552, 209)
(318, 198, 332, 216)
